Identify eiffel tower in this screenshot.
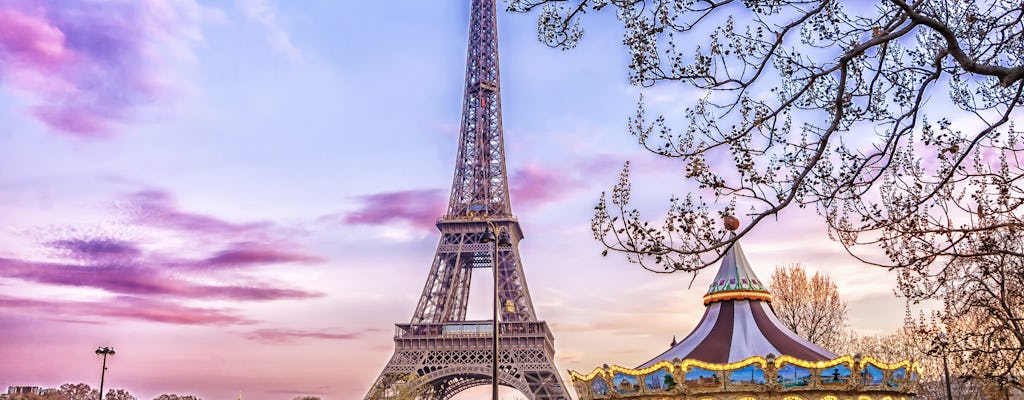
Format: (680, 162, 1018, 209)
(363, 1, 569, 399)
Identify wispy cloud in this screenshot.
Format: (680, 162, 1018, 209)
(244, 328, 377, 343)
(341, 189, 446, 230)
(0, 294, 250, 325)
(338, 155, 630, 231)
(0, 188, 327, 325)
(0, 256, 321, 301)
(200, 243, 323, 268)
(509, 163, 585, 209)
(122, 190, 269, 236)
(48, 238, 142, 261)
(0, 1, 206, 136)
(235, 0, 300, 61)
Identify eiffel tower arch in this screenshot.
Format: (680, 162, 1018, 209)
(363, 1, 569, 399)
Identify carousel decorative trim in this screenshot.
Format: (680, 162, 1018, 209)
(569, 355, 920, 400)
(702, 289, 773, 305)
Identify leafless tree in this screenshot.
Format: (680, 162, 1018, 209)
(509, 0, 1024, 271)
(56, 384, 97, 400)
(768, 263, 849, 350)
(102, 390, 135, 400)
(153, 394, 202, 400)
(509, 0, 1024, 388)
(900, 230, 1024, 391)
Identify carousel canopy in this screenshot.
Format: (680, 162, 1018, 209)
(639, 240, 837, 368)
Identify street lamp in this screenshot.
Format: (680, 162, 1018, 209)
(95, 346, 116, 400)
(926, 333, 953, 400)
(482, 222, 512, 400)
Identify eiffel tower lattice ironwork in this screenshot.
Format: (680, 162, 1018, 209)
(364, 1, 569, 399)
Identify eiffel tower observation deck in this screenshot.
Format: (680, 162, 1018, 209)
(364, 1, 569, 399)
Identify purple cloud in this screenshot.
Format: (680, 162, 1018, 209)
(0, 295, 250, 325)
(339, 157, 624, 231)
(124, 190, 269, 235)
(201, 243, 324, 268)
(0, 1, 199, 136)
(48, 238, 142, 260)
(2, 188, 327, 327)
(244, 328, 375, 343)
(0, 257, 322, 301)
(342, 189, 446, 230)
(509, 163, 585, 209)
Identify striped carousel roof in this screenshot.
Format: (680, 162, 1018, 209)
(639, 240, 837, 368)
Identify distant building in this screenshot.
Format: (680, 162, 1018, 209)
(7, 387, 42, 396)
(4, 386, 48, 400)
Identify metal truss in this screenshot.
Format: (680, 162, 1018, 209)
(446, 0, 511, 219)
(411, 220, 536, 324)
(367, 322, 568, 400)
(364, 0, 568, 398)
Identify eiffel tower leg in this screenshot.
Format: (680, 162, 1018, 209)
(506, 347, 569, 400)
(365, 348, 426, 400)
(366, 325, 568, 400)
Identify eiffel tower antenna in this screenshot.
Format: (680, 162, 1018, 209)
(364, 1, 568, 399)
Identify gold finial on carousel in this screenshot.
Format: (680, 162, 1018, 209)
(723, 215, 740, 231)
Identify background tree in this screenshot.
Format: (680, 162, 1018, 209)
(153, 395, 202, 400)
(894, 200, 1024, 388)
(365, 373, 426, 400)
(509, 0, 1024, 389)
(840, 312, 1021, 400)
(768, 263, 849, 351)
(56, 384, 97, 400)
(101, 390, 135, 400)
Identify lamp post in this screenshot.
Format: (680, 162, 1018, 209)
(482, 222, 511, 400)
(95, 346, 116, 400)
(927, 333, 953, 400)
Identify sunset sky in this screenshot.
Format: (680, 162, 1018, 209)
(0, 1, 912, 399)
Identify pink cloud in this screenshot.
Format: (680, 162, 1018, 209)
(31, 105, 109, 134)
(124, 190, 269, 235)
(99, 296, 252, 325)
(0, 7, 71, 69)
(244, 328, 376, 343)
(202, 243, 324, 268)
(0, 255, 322, 301)
(0, 294, 250, 325)
(0, 187, 329, 327)
(509, 163, 585, 209)
(340, 157, 623, 231)
(342, 189, 446, 230)
(0, 1, 199, 136)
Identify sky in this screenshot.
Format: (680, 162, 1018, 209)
(0, 1, 913, 400)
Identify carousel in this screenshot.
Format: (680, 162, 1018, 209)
(569, 221, 920, 400)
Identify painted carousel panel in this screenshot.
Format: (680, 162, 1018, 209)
(777, 363, 813, 388)
(685, 367, 724, 390)
(886, 367, 907, 389)
(590, 377, 610, 397)
(612, 372, 640, 395)
(643, 368, 676, 392)
(819, 363, 852, 386)
(727, 363, 768, 387)
(861, 364, 885, 386)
